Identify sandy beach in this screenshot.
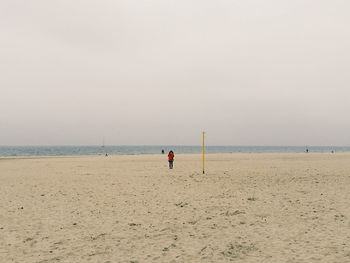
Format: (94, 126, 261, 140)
(1, 153, 350, 262)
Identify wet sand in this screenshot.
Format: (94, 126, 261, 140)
(1, 153, 350, 262)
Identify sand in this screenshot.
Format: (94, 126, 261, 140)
(1, 153, 350, 262)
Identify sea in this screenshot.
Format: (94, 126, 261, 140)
(0, 146, 349, 157)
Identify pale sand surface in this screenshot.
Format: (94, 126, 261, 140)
(1, 153, 350, 263)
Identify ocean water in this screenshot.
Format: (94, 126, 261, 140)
(0, 146, 349, 157)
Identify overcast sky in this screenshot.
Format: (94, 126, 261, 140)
(1, 0, 349, 146)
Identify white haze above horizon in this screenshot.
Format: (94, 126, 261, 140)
(1, 0, 349, 146)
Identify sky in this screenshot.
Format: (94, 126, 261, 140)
(1, 0, 349, 146)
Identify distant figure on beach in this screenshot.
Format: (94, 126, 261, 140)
(105, 153, 108, 157)
(306, 148, 309, 153)
(168, 150, 175, 169)
(161, 149, 165, 154)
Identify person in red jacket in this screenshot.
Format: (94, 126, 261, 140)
(168, 150, 175, 169)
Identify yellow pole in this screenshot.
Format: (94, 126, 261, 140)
(202, 131, 205, 174)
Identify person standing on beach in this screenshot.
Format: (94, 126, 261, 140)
(168, 150, 175, 169)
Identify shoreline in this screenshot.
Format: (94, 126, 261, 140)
(1, 151, 349, 160)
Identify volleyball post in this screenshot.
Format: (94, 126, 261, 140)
(202, 131, 205, 174)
